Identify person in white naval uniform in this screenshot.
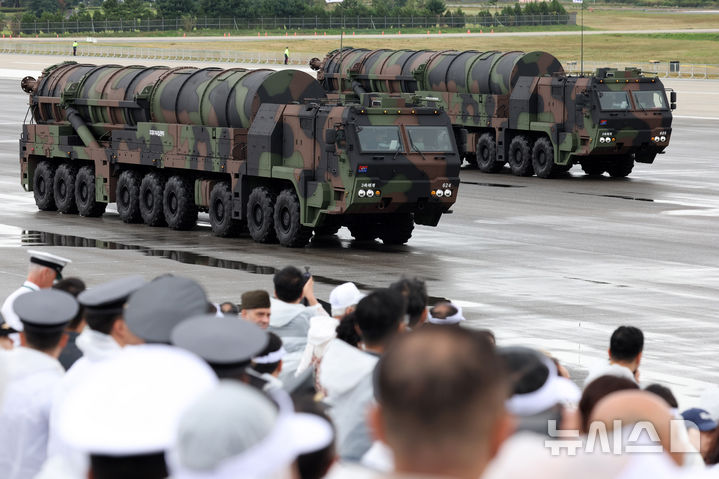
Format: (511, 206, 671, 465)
(0, 250, 72, 336)
(39, 276, 147, 479)
(0, 289, 78, 479)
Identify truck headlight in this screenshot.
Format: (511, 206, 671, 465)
(358, 189, 366, 198)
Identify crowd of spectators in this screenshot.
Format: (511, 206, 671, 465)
(1, 249, 718, 479)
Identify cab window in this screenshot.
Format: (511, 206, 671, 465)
(632, 90, 668, 110)
(406, 126, 454, 153)
(356, 126, 403, 153)
(598, 91, 631, 111)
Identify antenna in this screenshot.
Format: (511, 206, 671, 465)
(573, 0, 584, 75)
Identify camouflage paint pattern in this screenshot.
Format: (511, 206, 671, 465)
(19, 61, 460, 243)
(312, 48, 673, 176)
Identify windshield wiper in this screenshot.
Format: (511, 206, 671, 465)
(411, 143, 428, 162)
(392, 144, 402, 161)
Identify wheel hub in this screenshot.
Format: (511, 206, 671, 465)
(281, 209, 291, 230)
(215, 201, 225, 221)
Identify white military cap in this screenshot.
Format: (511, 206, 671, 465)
(169, 381, 333, 479)
(28, 249, 72, 279)
(57, 344, 217, 456)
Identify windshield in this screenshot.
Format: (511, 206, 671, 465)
(356, 126, 403, 153)
(406, 126, 454, 153)
(632, 90, 668, 110)
(598, 91, 631, 111)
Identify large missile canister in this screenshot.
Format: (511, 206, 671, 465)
(315, 48, 564, 95)
(26, 62, 327, 129)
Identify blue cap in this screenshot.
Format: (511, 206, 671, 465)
(681, 408, 718, 432)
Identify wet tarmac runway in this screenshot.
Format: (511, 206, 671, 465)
(1, 77, 717, 406)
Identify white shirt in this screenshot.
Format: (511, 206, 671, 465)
(1, 280, 40, 337)
(0, 347, 64, 479)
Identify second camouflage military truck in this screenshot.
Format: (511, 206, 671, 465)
(19, 62, 461, 247)
(310, 48, 675, 179)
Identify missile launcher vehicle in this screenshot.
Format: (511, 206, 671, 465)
(310, 48, 675, 178)
(19, 61, 461, 246)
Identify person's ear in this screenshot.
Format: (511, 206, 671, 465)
(19, 331, 28, 347)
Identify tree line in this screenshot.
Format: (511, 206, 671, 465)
(3, 0, 568, 30)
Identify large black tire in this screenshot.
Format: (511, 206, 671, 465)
(581, 161, 606, 176)
(531, 137, 556, 179)
(139, 172, 166, 226)
(247, 186, 277, 243)
(476, 133, 503, 173)
(606, 157, 634, 178)
(116, 170, 142, 223)
(508, 135, 533, 177)
(378, 214, 414, 245)
(209, 182, 242, 237)
(53, 163, 78, 213)
(163, 175, 198, 231)
(75, 166, 107, 217)
(33, 161, 57, 211)
(274, 189, 313, 248)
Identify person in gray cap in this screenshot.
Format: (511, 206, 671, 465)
(171, 315, 268, 384)
(1, 250, 72, 337)
(124, 275, 210, 343)
(0, 289, 78, 479)
(41, 275, 147, 476)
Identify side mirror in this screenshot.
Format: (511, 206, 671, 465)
(670, 91, 677, 103)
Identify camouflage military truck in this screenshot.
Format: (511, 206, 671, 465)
(310, 48, 675, 178)
(19, 61, 460, 247)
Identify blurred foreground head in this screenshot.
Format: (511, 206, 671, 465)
(589, 390, 683, 466)
(372, 326, 511, 479)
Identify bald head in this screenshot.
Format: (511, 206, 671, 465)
(589, 390, 683, 466)
(374, 327, 511, 479)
